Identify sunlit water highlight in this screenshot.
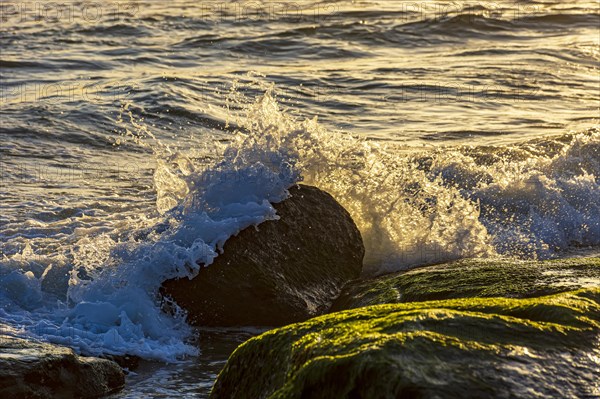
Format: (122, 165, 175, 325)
(0, 0, 599, 396)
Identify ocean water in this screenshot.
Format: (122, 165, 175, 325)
(1, 0, 599, 396)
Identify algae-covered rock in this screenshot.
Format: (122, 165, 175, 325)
(332, 257, 600, 311)
(162, 184, 364, 326)
(0, 326, 125, 398)
(211, 288, 600, 399)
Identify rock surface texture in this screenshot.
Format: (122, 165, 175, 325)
(162, 184, 365, 326)
(211, 287, 600, 399)
(0, 328, 125, 398)
(331, 257, 600, 311)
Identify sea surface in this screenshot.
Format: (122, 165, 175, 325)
(1, 0, 599, 397)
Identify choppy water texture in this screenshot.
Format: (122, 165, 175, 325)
(1, 0, 599, 396)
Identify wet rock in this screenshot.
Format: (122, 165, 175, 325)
(40, 263, 70, 300)
(331, 257, 600, 311)
(161, 184, 364, 326)
(0, 327, 125, 398)
(211, 288, 600, 399)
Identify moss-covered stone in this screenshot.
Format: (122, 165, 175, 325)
(331, 257, 600, 311)
(211, 288, 600, 399)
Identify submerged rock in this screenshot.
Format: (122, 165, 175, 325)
(211, 288, 600, 399)
(162, 184, 364, 326)
(332, 257, 600, 311)
(0, 328, 125, 398)
(40, 263, 70, 300)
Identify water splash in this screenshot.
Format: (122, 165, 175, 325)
(214, 80, 599, 275)
(1, 78, 598, 361)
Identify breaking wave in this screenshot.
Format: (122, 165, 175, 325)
(1, 80, 598, 361)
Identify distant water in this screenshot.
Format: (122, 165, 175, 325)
(1, 0, 599, 396)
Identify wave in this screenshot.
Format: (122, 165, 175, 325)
(0, 89, 301, 361)
(214, 84, 598, 275)
(271, 10, 600, 47)
(150, 82, 599, 276)
(1, 79, 598, 361)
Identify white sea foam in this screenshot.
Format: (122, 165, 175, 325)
(1, 89, 300, 361)
(224, 86, 599, 275)
(1, 81, 599, 361)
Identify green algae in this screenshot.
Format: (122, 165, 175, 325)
(211, 288, 600, 399)
(331, 257, 600, 311)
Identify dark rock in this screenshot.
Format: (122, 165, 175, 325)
(40, 263, 70, 300)
(161, 184, 364, 326)
(0, 327, 125, 398)
(104, 354, 140, 371)
(331, 257, 600, 311)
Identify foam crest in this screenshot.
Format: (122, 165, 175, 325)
(1, 91, 301, 361)
(218, 84, 599, 274)
(1, 80, 598, 361)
